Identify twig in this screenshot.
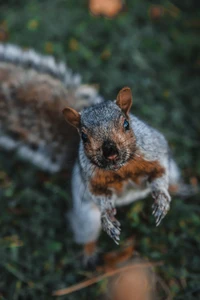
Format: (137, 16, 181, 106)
(157, 275, 172, 300)
(52, 261, 163, 296)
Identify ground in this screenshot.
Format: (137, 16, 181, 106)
(0, 1, 200, 299)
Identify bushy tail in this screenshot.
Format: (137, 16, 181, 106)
(0, 43, 103, 173)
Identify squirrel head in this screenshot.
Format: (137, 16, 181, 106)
(63, 87, 136, 171)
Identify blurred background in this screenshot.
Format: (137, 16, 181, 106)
(0, 0, 200, 299)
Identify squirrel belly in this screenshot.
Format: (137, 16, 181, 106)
(90, 155, 165, 197)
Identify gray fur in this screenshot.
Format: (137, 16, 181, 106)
(0, 43, 80, 87)
(69, 101, 181, 244)
(69, 163, 101, 243)
(0, 43, 103, 104)
(81, 101, 121, 128)
(0, 44, 103, 172)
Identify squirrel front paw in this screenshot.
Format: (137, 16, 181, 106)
(152, 189, 171, 226)
(101, 208, 121, 244)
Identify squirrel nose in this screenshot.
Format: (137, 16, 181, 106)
(102, 141, 119, 160)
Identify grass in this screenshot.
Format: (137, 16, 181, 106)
(0, 0, 200, 299)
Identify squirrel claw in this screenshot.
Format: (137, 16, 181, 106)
(113, 219, 121, 229)
(152, 190, 171, 226)
(101, 212, 121, 244)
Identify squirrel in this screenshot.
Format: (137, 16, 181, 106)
(62, 86, 185, 263)
(0, 44, 194, 266)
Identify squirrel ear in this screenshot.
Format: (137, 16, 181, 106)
(116, 87, 132, 116)
(63, 107, 80, 128)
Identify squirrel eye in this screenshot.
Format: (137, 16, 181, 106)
(81, 132, 88, 143)
(123, 119, 129, 131)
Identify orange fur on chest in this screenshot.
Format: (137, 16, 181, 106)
(90, 156, 165, 196)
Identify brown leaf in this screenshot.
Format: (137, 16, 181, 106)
(190, 176, 198, 187)
(103, 238, 134, 268)
(149, 5, 164, 20)
(89, 0, 123, 18)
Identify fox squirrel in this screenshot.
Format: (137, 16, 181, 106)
(0, 44, 188, 265)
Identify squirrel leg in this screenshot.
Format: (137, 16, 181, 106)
(99, 197, 121, 244)
(68, 202, 102, 268)
(150, 159, 171, 226)
(152, 188, 171, 226)
(69, 163, 102, 266)
(82, 240, 103, 269)
(70, 162, 101, 244)
(68, 202, 101, 245)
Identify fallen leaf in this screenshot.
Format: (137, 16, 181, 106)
(89, 0, 123, 18)
(103, 237, 134, 269)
